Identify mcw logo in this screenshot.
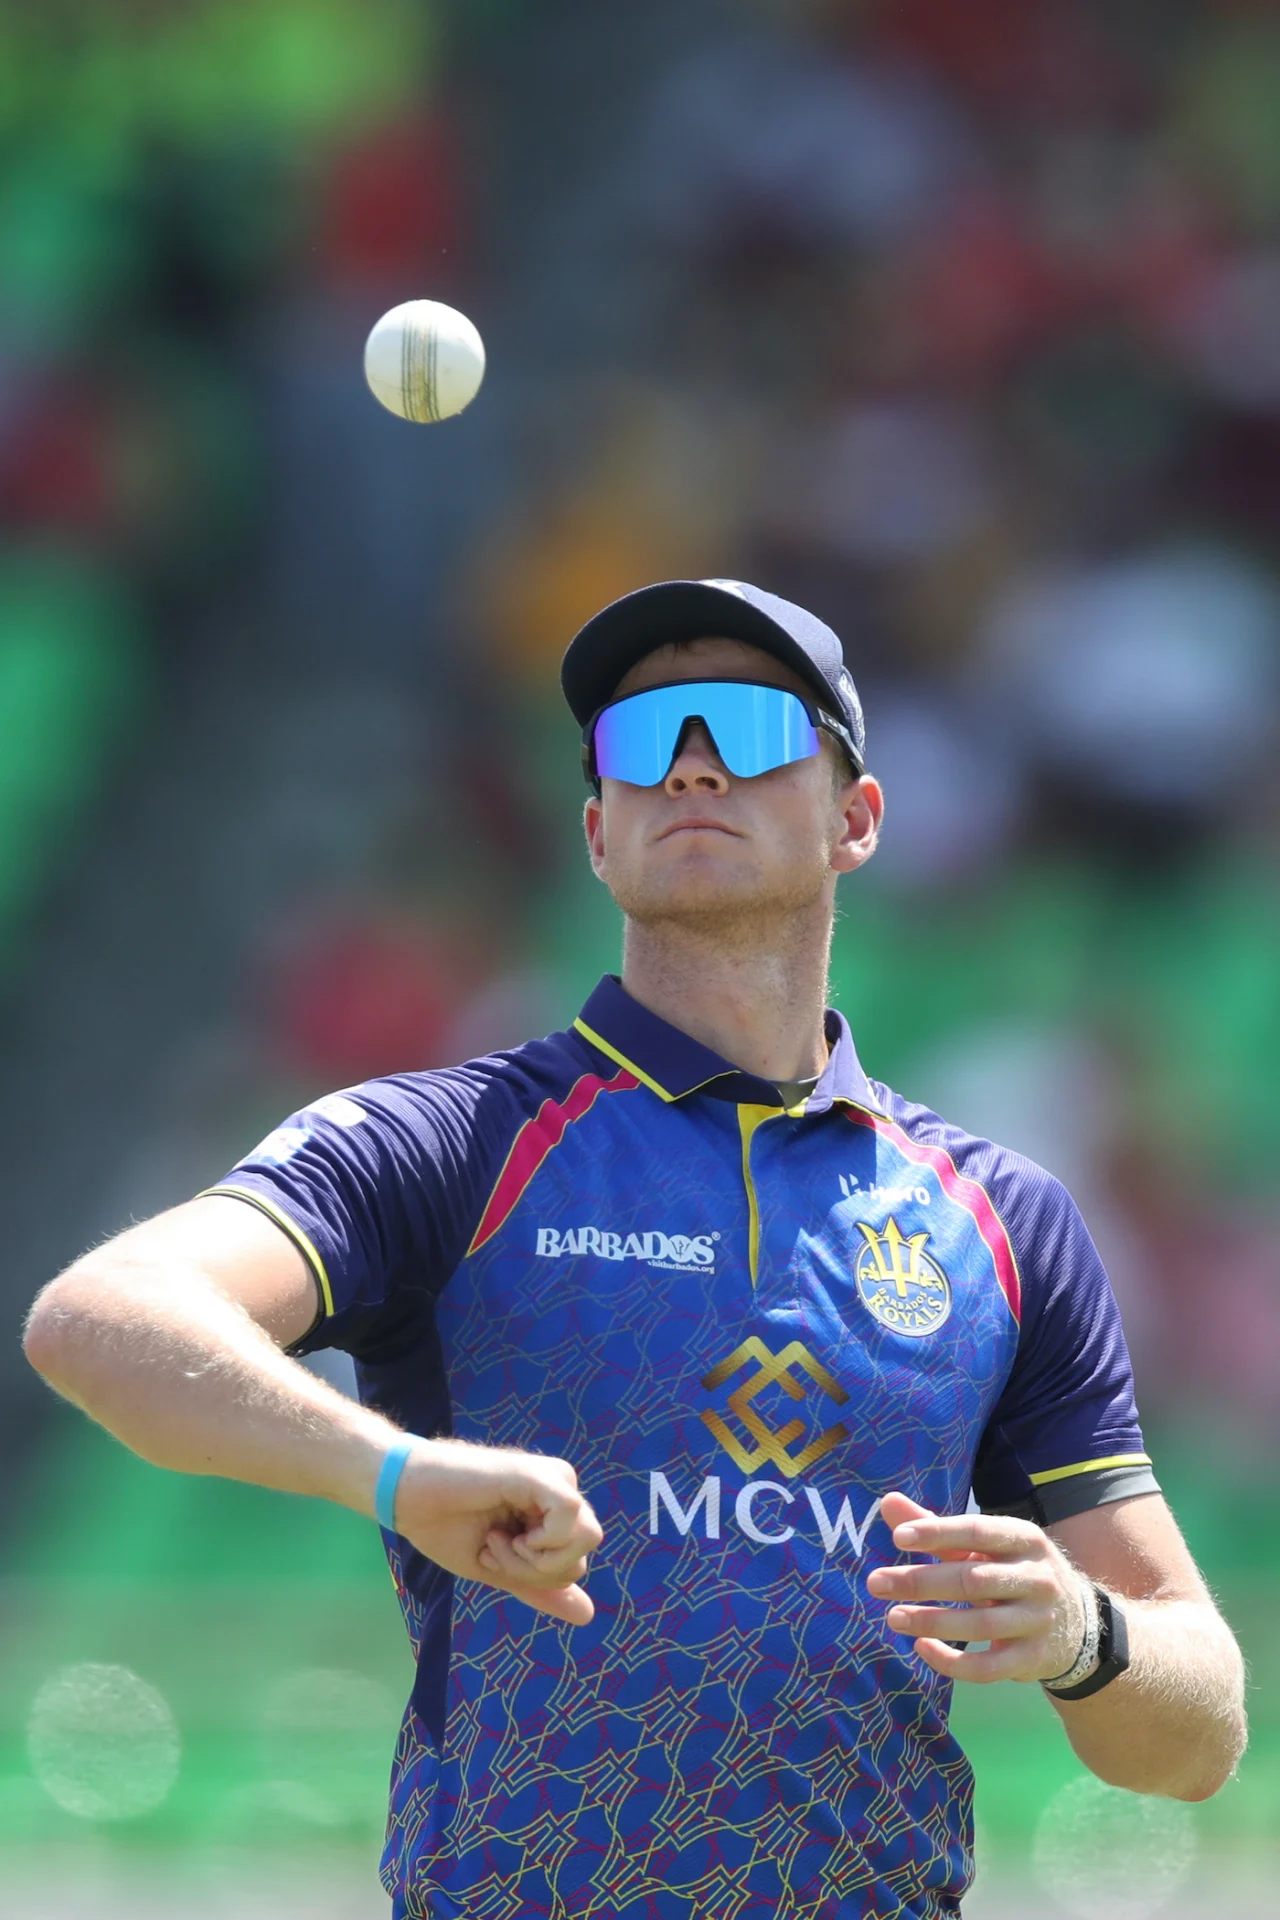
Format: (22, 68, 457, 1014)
(700, 1336, 849, 1478)
(647, 1339, 881, 1557)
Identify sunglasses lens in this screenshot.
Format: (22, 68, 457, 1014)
(699, 682, 821, 779)
(592, 683, 821, 785)
(592, 685, 684, 786)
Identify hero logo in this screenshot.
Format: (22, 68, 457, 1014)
(839, 1172, 930, 1207)
(535, 1226, 716, 1272)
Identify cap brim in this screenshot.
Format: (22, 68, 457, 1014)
(561, 581, 841, 727)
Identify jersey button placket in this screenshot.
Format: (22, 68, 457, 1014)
(737, 1103, 782, 1292)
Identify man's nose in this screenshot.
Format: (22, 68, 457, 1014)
(664, 721, 730, 795)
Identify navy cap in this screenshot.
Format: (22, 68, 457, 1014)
(561, 578, 866, 771)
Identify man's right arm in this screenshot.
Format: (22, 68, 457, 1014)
(23, 1196, 601, 1622)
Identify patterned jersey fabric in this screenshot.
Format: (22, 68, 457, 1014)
(210, 975, 1157, 1919)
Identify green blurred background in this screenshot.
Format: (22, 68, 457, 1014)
(0, 1, 1276, 1913)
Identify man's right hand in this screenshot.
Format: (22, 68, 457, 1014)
(395, 1439, 603, 1624)
(23, 1198, 602, 1624)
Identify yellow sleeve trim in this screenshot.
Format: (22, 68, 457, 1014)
(200, 1185, 336, 1319)
(1028, 1452, 1152, 1488)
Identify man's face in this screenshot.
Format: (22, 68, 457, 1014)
(583, 636, 882, 932)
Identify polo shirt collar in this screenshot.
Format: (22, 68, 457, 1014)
(573, 975, 881, 1113)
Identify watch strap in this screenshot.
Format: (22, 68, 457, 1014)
(1040, 1574, 1100, 1692)
(1044, 1585, 1130, 1702)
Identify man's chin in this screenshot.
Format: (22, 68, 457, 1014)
(612, 879, 808, 932)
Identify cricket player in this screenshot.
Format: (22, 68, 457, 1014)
(25, 579, 1245, 1918)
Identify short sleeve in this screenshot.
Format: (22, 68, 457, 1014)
(203, 1071, 514, 1355)
(972, 1165, 1160, 1525)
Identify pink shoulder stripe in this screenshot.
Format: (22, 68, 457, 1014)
(844, 1106, 1023, 1325)
(468, 1068, 640, 1255)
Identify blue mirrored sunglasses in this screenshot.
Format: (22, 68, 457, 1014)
(584, 679, 862, 789)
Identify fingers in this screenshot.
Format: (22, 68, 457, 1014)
(476, 1529, 596, 1625)
(872, 1491, 1080, 1684)
(883, 1601, 1044, 1643)
(879, 1493, 992, 1564)
(480, 1525, 594, 1594)
(510, 1471, 603, 1558)
(878, 1490, 933, 1532)
(480, 1570, 596, 1625)
(910, 1637, 1032, 1685)
(888, 1509, 1045, 1561)
(868, 1557, 1055, 1606)
(519, 1583, 595, 1626)
(397, 1440, 603, 1627)
(430, 1440, 602, 1560)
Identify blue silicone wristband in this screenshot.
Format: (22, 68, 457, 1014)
(375, 1437, 417, 1533)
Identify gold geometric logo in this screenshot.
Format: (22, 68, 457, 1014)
(700, 1336, 850, 1479)
(854, 1216, 952, 1338)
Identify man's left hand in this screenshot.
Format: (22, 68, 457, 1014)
(867, 1490, 1088, 1685)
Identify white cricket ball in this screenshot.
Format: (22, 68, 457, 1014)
(363, 299, 486, 424)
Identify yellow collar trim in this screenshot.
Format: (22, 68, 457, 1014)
(572, 1017, 675, 1103)
(573, 1015, 748, 1106)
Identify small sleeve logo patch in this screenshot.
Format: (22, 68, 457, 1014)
(247, 1125, 310, 1167)
(246, 1094, 367, 1167)
(309, 1093, 368, 1128)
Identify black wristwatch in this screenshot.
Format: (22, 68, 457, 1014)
(1046, 1586, 1131, 1702)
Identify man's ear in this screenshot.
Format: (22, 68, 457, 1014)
(584, 794, 606, 879)
(832, 774, 883, 876)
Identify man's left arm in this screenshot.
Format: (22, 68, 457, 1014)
(868, 1489, 1247, 1802)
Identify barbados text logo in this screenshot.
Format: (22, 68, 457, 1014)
(534, 1226, 716, 1272)
(855, 1217, 951, 1337)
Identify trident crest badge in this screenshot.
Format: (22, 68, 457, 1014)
(854, 1217, 952, 1337)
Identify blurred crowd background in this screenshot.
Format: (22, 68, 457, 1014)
(0, 1, 1276, 1913)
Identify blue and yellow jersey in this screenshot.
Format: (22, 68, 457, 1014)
(211, 975, 1156, 1920)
